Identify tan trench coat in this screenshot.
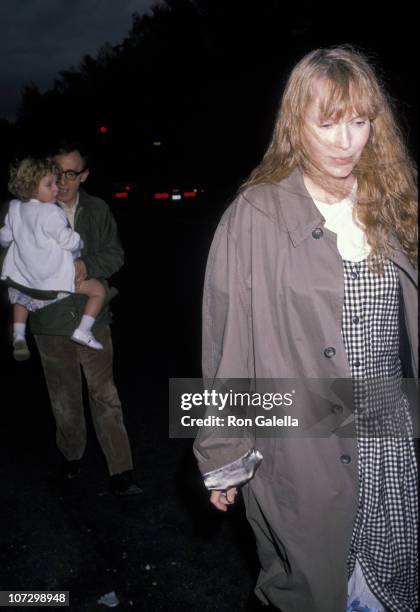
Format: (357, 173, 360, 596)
(194, 169, 418, 612)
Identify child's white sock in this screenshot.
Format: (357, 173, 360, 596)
(13, 323, 26, 341)
(77, 315, 96, 333)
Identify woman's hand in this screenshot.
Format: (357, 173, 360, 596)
(210, 487, 238, 511)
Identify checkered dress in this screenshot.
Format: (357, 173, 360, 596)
(342, 259, 418, 612)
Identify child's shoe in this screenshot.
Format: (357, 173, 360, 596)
(70, 328, 103, 350)
(13, 338, 30, 361)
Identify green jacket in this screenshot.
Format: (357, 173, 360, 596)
(5, 189, 124, 336)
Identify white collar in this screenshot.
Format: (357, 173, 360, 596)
(57, 192, 79, 211)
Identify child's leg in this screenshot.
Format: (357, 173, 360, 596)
(12, 303, 31, 361)
(8, 287, 57, 361)
(71, 279, 106, 350)
(77, 279, 106, 319)
(13, 303, 29, 339)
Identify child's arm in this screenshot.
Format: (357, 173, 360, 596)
(0, 213, 13, 248)
(45, 207, 83, 252)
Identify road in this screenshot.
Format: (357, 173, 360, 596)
(0, 200, 264, 611)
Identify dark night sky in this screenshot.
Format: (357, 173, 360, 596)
(0, 0, 156, 121)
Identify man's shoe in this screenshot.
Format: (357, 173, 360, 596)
(110, 470, 142, 496)
(13, 338, 30, 361)
(70, 328, 103, 350)
(62, 459, 81, 479)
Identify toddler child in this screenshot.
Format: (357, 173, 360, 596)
(0, 157, 106, 360)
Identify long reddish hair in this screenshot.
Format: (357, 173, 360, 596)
(243, 46, 417, 267)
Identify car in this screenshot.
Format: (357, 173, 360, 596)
(151, 186, 205, 203)
(110, 180, 205, 206)
(110, 181, 137, 201)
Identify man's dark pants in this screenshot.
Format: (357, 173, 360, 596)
(35, 325, 133, 476)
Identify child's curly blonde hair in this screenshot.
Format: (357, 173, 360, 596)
(8, 158, 59, 201)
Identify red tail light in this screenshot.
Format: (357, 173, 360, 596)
(154, 193, 170, 199)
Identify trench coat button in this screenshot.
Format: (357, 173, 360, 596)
(352, 316, 360, 324)
(312, 227, 323, 239)
(340, 454, 351, 464)
(331, 404, 343, 415)
(324, 347, 336, 358)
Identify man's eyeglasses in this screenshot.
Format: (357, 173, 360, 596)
(56, 169, 87, 181)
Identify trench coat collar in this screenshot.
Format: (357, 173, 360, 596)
(275, 169, 418, 287)
(275, 168, 325, 247)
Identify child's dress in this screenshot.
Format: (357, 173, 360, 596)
(0, 198, 82, 308)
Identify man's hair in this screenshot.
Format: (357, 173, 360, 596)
(50, 140, 90, 168)
(8, 157, 58, 201)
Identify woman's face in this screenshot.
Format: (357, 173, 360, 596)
(302, 82, 371, 180)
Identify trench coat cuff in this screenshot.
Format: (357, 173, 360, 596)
(203, 449, 263, 490)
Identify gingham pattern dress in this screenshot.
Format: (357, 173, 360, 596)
(342, 259, 418, 612)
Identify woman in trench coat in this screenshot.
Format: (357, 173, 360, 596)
(194, 47, 418, 612)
